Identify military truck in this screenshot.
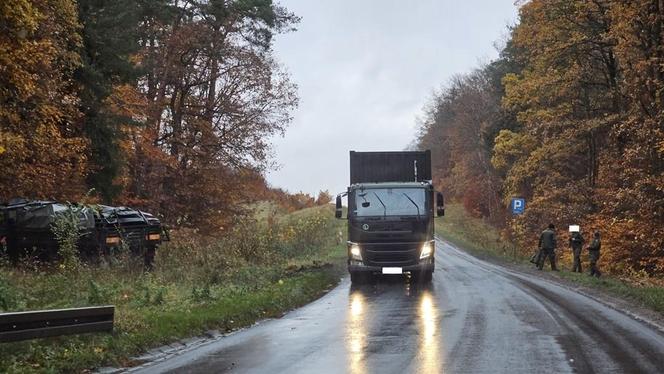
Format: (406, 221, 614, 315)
(95, 205, 165, 267)
(0, 199, 166, 267)
(335, 151, 444, 284)
(0, 199, 97, 261)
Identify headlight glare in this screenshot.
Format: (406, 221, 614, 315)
(349, 243, 362, 260)
(420, 241, 434, 259)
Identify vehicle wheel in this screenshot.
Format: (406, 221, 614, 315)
(350, 271, 366, 284)
(143, 247, 156, 271)
(423, 270, 433, 283)
(7, 243, 19, 264)
(413, 270, 433, 283)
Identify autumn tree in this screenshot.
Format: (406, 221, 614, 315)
(0, 0, 301, 233)
(75, 0, 145, 201)
(419, 0, 663, 276)
(495, 0, 663, 275)
(416, 55, 519, 223)
(315, 190, 333, 205)
(0, 0, 88, 201)
(602, 0, 664, 274)
(119, 0, 299, 229)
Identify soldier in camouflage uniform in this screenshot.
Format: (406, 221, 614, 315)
(537, 224, 558, 271)
(569, 231, 585, 273)
(588, 231, 601, 277)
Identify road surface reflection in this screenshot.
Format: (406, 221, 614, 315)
(347, 291, 367, 373)
(346, 278, 443, 373)
(418, 291, 442, 372)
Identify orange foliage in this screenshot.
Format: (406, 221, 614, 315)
(419, 0, 664, 277)
(0, 0, 88, 202)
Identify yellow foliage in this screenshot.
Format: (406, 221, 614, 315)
(498, 0, 664, 277)
(0, 0, 87, 201)
(491, 129, 536, 172)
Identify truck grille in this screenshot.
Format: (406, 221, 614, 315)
(362, 243, 420, 266)
(122, 229, 144, 249)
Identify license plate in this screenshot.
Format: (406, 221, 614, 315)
(382, 267, 403, 274)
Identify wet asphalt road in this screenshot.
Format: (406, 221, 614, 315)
(136, 239, 664, 373)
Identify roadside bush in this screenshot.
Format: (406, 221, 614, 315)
(0, 277, 20, 311)
(51, 205, 83, 271)
(190, 284, 215, 303)
(279, 210, 337, 257)
(154, 205, 339, 285)
(87, 280, 113, 305)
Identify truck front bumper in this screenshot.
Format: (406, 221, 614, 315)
(348, 258, 434, 274)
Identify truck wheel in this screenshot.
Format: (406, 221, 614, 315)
(350, 271, 366, 284)
(414, 270, 433, 283)
(423, 270, 433, 283)
(144, 247, 156, 271)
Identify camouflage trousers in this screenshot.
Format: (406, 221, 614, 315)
(589, 249, 601, 277)
(572, 247, 583, 273)
(537, 248, 557, 270)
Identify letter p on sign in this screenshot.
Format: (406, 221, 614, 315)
(511, 198, 525, 215)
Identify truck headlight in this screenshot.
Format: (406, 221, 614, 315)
(349, 243, 362, 260)
(106, 236, 121, 245)
(420, 241, 434, 259)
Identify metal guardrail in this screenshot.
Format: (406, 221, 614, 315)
(0, 305, 114, 343)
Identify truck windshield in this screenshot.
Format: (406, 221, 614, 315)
(354, 188, 426, 217)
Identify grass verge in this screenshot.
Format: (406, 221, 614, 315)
(555, 271, 664, 314)
(0, 204, 346, 373)
(436, 203, 664, 315)
(435, 204, 524, 263)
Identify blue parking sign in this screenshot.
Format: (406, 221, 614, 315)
(511, 198, 525, 214)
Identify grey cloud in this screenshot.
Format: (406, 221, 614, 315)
(267, 0, 518, 196)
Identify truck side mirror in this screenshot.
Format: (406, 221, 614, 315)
(436, 192, 445, 217)
(335, 195, 343, 219)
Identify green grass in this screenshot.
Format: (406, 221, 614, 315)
(436, 203, 664, 315)
(0, 268, 342, 373)
(435, 203, 524, 263)
(556, 271, 664, 314)
(0, 204, 347, 373)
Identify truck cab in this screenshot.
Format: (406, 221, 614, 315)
(336, 151, 444, 284)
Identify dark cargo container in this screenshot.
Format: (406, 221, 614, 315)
(349, 150, 431, 184)
(0, 200, 97, 261)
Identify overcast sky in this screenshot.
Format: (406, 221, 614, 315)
(266, 0, 518, 196)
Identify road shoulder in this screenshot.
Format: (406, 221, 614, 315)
(437, 237, 664, 334)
